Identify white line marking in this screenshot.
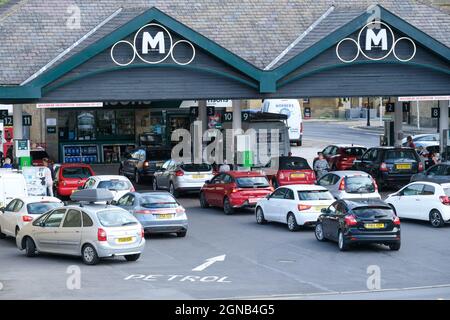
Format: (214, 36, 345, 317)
(192, 255, 226, 272)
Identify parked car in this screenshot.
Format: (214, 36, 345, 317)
(0, 196, 63, 238)
(83, 175, 135, 201)
(385, 182, 450, 228)
(16, 189, 145, 265)
(353, 147, 423, 190)
(119, 147, 171, 184)
(402, 133, 439, 148)
(313, 144, 367, 171)
(200, 171, 273, 215)
(0, 170, 28, 209)
(153, 162, 214, 197)
(115, 191, 188, 237)
(261, 156, 316, 188)
(30, 148, 50, 166)
(316, 171, 381, 200)
(255, 185, 335, 231)
(411, 162, 450, 184)
(314, 199, 401, 251)
(54, 163, 95, 198)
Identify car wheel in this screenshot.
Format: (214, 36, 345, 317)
(0, 226, 6, 239)
(287, 213, 299, 231)
(169, 182, 179, 198)
(389, 242, 401, 251)
(176, 231, 187, 238)
(25, 237, 37, 257)
(124, 254, 141, 262)
(152, 178, 158, 190)
(272, 179, 279, 189)
(223, 197, 234, 215)
(200, 192, 209, 208)
(315, 223, 326, 241)
(134, 170, 140, 184)
(82, 244, 100, 265)
(429, 210, 444, 228)
(338, 231, 349, 251)
(256, 207, 267, 224)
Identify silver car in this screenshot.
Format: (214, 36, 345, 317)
(316, 170, 381, 200)
(16, 189, 145, 265)
(115, 191, 188, 237)
(153, 161, 214, 197)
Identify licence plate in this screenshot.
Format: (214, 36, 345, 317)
(364, 223, 385, 229)
(116, 236, 133, 243)
(192, 175, 205, 179)
(248, 197, 260, 203)
(291, 173, 305, 178)
(396, 163, 411, 170)
(156, 214, 173, 219)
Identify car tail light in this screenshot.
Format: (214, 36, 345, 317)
(439, 196, 450, 205)
(22, 216, 33, 222)
(143, 161, 149, 167)
(175, 170, 184, 177)
(344, 214, 358, 226)
(418, 162, 424, 172)
(338, 179, 346, 191)
(97, 228, 107, 241)
(176, 206, 185, 214)
(380, 162, 389, 172)
(393, 216, 401, 226)
(141, 227, 145, 238)
(298, 204, 312, 211)
(134, 209, 152, 214)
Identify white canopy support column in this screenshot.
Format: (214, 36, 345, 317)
(439, 100, 449, 156)
(232, 100, 242, 131)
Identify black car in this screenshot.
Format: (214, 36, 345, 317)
(352, 147, 423, 190)
(315, 199, 401, 251)
(119, 147, 171, 184)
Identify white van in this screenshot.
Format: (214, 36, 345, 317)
(0, 170, 28, 208)
(262, 99, 303, 146)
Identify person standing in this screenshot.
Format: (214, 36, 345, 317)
(42, 158, 54, 196)
(314, 152, 330, 179)
(219, 160, 231, 173)
(2, 157, 13, 169)
(406, 136, 416, 149)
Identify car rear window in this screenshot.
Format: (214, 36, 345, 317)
(96, 209, 137, 227)
(147, 149, 171, 161)
(297, 190, 334, 201)
(342, 148, 366, 156)
(352, 207, 394, 218)
(385, 150, 417, 161)
(27, 202, 63, 215)
(236, 176, 269, 188)
(279, 157, 311, 170)
(31, 151, 49, 160)
(444, 188, 450, 197)
(180, 164, 212, 172)
(345, 176, 376, 193)
(141, 194, 179, 209)
(98, 180, 132, 191)
(62, 167, 92, 178)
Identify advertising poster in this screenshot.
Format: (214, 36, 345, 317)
(22, 166, 47, 196)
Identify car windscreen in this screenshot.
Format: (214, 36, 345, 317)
(297, 190, 334, 201)
(342, 148, 366, 156)
(180, 163, 212, 172)
(345, 176, 375, 193)
(147, 149, 171, 161)
(279, 157, 311, 170)
(98, 180, 132, 191)
(351, 207, 394, 218)
(27, 202, 63, 215)
(31, 151, 49, 160)
(385, 150, 417, 161)
(96, 209, 138, 227)
(62, 167, 92, 178)
(141, 194, 179, 209)
(236, 176, 269, 188)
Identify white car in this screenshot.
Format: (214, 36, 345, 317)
(255, 185, 335, 231)
(402, 133, 439, 148)
(83, 175, 135, 201)
(16, 189, 145, 265)
(316, 171, 381, 200)
(386, 181, 450, 228)
(0, 196, 63, 238)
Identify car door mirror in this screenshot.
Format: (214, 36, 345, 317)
(39, 221, 46, 227)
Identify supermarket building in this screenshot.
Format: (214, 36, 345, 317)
(0, 0, 449, 164)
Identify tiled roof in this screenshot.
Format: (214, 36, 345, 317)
(0, 0, 449, 85)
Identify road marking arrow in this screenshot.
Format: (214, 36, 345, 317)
(192, 255, 226, 272)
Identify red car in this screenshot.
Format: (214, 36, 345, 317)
(314, 145, 367, 171)
(200, 171, 273, 215)
(54, 163, 95, 198)
(262, 156, 316, 188)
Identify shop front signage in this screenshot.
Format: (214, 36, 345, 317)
(336, 21, 416, 63)
(111, 23, 196, 66)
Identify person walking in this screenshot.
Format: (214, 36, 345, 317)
(314, 152, 330, 179)
(42, 158, 54, 196)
